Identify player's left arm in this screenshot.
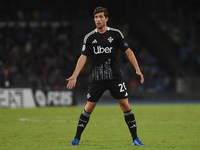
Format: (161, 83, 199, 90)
(125, 48, 144, 84)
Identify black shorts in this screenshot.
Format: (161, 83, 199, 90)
(86, 80, 128, 102)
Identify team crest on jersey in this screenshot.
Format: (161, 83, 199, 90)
(108, 37, 114, 43)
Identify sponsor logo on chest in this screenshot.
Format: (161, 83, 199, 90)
(93, 46, 112, 54)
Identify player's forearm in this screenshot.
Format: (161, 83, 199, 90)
(125, 49, 141, 71)
(72, 55, 87, 78)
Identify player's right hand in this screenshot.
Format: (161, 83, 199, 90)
(66, 76, 77, 89)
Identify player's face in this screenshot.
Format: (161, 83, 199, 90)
(94, 12, 108, 29)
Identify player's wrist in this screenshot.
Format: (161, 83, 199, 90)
(135, 68, 141, 72)
(71, 74, 78, 79)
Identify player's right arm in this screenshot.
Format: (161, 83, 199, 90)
(66, 54, 87, 89)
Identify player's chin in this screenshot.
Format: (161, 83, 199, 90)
(97, 25, 103, 29)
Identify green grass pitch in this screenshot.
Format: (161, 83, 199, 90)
(0, 104, 200, 150)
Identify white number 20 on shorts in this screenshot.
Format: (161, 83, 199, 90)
(118, 82, 127, 92)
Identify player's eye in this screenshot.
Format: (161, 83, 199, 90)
(94, 15, 99, 19)
(94, 15, 104, 19)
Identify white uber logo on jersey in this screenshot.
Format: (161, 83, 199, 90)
(93, 46, 112, 54)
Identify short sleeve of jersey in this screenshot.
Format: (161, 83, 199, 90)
(81, 31, 94, 56)
(117, 31, 129, 52)
(81, 40, 91, 56)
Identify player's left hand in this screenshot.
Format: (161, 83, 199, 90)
(136, 70, 144, 84)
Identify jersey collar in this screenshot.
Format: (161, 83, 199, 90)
(95, 27, 110, 33)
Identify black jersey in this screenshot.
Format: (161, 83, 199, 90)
(81, 27, 129, 82)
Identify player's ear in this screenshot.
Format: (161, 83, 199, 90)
(105, 17, 109, 22)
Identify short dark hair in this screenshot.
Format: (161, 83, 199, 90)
(93, 6, 109, 18)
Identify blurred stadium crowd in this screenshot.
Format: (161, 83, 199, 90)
(0, 0, 199, 95)
(150, 3, 200, 76)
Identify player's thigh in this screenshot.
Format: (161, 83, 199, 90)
(87, 82, 107, 102)
(109, 80, 128, 100)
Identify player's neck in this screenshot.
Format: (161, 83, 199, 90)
(96, 26, 108, 34)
